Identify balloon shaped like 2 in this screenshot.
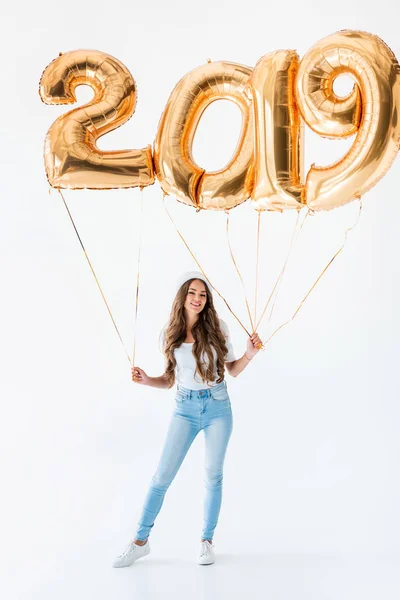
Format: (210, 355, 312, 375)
(39, 50, 154, 190)
(154, 61, 254, 211)
(295, 30, 400, 211)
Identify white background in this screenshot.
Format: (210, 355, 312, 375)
(1, 1, 400, 598)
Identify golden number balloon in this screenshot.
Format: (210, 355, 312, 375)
(39, 50, 154, 190)
(39, 33, 400, 208)
(154, 61, 254, 210)
(249, 50, 304, 212)
(296, 30, 400, 211)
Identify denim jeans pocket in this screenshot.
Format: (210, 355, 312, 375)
(175, 391, 187, 403)
(211, 387, 230, 402)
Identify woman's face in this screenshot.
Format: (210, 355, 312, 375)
(184, 279, 207, 316)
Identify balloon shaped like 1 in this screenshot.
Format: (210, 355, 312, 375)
(249, 50, 305, 212)
(296, 30, 400, 211)
(39, 50, 154, 189)
(154, 61, 254, 210)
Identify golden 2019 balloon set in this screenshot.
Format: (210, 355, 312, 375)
(39, 30, 400, 214)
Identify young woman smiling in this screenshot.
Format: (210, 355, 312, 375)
(113, 271, 261, 567)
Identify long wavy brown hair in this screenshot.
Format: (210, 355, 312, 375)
(163, 278, 229, 388)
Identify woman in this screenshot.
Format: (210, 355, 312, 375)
(113, 271, 261, 567)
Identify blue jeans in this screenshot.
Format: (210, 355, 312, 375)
(135, 380, 233, 541)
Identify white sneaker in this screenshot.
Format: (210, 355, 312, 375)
(197, 540, 215, 565)
(112, 539, 150, 568)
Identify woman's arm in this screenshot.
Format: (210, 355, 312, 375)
(131, 366, 170, 388)
(225, 332, 262, 378)
(146, 374, 170, 389)
(225, 354, 252, 378)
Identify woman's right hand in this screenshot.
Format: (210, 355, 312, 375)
(132, 366, 150, 385)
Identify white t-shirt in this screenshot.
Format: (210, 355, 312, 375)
(160, 318, 236, 390)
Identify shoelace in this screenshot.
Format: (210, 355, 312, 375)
(118, 541, 138, 558)
(200, 541, 214, 557)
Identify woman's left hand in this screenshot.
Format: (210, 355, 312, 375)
(246, 332, 263, 359)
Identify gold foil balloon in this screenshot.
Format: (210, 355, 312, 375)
(296, 30, 400, 211)
(154, 61, 254, 210)
(39, 50, 154, 189)
(249, 50, 304, 212)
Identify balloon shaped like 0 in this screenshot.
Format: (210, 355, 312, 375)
(154, 61, 254, 210)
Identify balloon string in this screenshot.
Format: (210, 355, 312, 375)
(132, 187, 144, 369)
(57, 188, 132, 366)
(254, 210, 261, 325)
(261, 198, 363, 347)
(225, 211, 255, 333)
(255, 208, 308, 333)
(163, 194, 251, 337)
(265, 210, 304, 328)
